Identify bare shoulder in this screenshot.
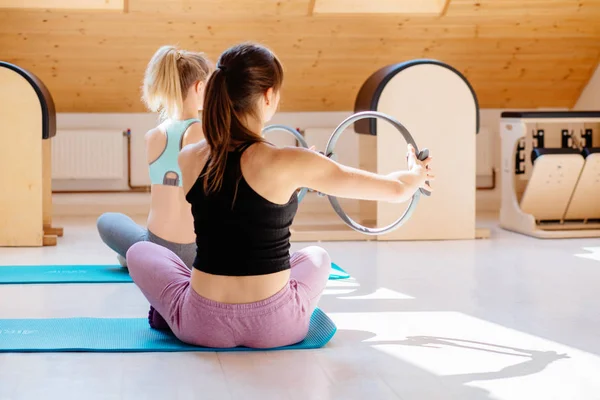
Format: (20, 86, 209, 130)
(246, 143, 315, 181)
(264, 144, 338, 185)
(182, 121, 204, 146)
(179, 141, 209, 193)
(144, 124, 166, 142)
(269, 144, 316, 167)
(179, 140, 209, 170)
(145, 125, 167, 163)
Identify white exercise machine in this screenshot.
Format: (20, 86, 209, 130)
(500, 111, 600, 238)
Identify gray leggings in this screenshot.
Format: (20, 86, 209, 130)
(96, 212, 196, 269)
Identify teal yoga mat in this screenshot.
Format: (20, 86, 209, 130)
(330, 263, 350, 280)
(0, 263, 349, 284)
(0, 308, 336, 353)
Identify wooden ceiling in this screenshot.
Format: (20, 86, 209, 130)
(1, 0, 599, 113)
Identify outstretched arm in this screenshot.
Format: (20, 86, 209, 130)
(275, 144, 433, 203)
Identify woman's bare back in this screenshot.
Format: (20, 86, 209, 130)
(145, 121, 204, 243)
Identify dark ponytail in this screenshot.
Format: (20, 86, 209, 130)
(202, 68, 233, 194)
(202, 43, 284, 195)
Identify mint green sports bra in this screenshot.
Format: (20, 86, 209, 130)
(148, 118, 200, 187)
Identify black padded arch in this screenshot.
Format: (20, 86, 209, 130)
(582, 148, 600, 158)
(354, 59, 480, 136)
(502, 111, 600, 119)
(0, 61, 56, 139)
(531, 148, 581, 164)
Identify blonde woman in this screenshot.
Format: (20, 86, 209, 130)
(97, 46, 212, 269)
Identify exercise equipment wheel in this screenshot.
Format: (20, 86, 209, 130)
(324, 111, 430, 235)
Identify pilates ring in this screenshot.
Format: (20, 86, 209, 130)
(324, 111, 431, 235)
(262, 124, 309, 202)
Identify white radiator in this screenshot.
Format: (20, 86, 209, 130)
(52, 129, 126, 180)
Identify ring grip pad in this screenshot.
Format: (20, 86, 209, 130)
(417, 148, 431, 197)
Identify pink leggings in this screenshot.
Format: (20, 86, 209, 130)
(126, 242, 331, 349)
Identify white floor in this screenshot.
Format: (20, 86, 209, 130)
(1, 216, 600, 400)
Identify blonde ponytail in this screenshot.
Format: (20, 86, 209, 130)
(142, 45, 211, 120)
(142, 46, 183, 120)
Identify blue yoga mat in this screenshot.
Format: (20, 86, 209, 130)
(0, 308, 336, 353)
(0, 263, 349, 284)
(330, 263, 350, 280)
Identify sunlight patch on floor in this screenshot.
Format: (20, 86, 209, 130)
(330, 311, 600, 399)
(575, 247, 600, 262)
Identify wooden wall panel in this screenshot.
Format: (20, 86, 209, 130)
(1, 0, 599, 112)
(0, 0, 124, 11)
(311, 0, 448, 15)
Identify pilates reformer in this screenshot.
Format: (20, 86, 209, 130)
(500, 111, 600, 238)
(0, 61, 63, 247)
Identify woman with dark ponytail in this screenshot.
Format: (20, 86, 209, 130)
(126, 43, 434, 348)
